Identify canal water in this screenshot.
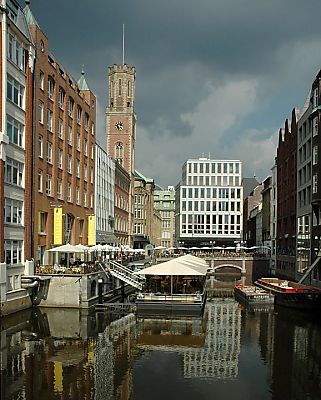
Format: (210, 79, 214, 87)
(1, 298, 321, 400)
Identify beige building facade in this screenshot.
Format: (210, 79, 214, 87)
(154, 186, 176, 248)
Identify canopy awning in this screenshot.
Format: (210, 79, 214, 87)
(134, 255, 208, 276)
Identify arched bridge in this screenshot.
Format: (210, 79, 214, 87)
(205, 255, 270, 278)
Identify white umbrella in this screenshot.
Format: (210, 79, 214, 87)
(75, 244, 89, 251)
(154, 245, 166, 250)
(225, 246, 235, 250)
(201, 246, 211, 250)
(190, 246, 200, 250)
(167, 247, 177, 251)
(48, 243, 84, 253)
(48, 243, 84, 269)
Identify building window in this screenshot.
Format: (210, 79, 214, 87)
(313, 174, 318, 194)
(84, 113, 89, 129)
(38, 135, 43, 158)
(68, 126, 72, 145)
(84, 191, 87, 207)
(46, 141, 52, 164)
(118, 79, 122, 96)
(84, 163, 87, 181)
(57, 179, 63, 199)
(58, 87, 65, 108)
(313, 145, 318, 165)
(313, 117, 319, 137)
(5, 158, 23, 186)
(58, 118, 64, 139)
(76, 187, 80, 205)
(38, 169, 43, 192)
(7, 74, 24, 108)
(7, 33, 25, 71)
(90, 167, 94, 183)
(38, 212, 47, 233)
(5, 198, 23, 224)
(5, 240, 23, 266)
(67, 155, 72, 174)
(38, 100, 44, 123)
(6, 115, 24, 147)
(115, 142, 123, 165)
(68, 97, 74, 117)
(47, 109, 53, 131)
(47, 77, 54, 100)
(91, 144, 94, 159)
(76, 133, 81, 150)
(57, 148, 63, 169)
(40, 70, 44, 90)
(46, 174, 52, 196)
(313, 88, 319, 108)
(76, 159, 80, 177)
(77, 106, 82, 124)
(84, 138, 88, 156)
(67, 183, 72, 202)
(127, 80, 131, 97)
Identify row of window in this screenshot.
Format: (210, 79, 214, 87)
(298, 116, 319, 144)
(115, 216, 128, 233)
(181, 226, 241, 235)
(182, 187, 241, 200)
(134, 209, 145, 219)
(133, 223, 144, 235)
(110, 79, 132, 98)
(39, 73, 92, 126)
(115, 193, 128, 211)
(182, 200, 241, 212)
(185, 175, 241, 187)
(182, 213, 241, 225)
(37, 171, 93, 206)
(38, 101, 94, 137)
(187, 162, 240, 175)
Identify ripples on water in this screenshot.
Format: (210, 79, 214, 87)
(1, 299, 321, 400)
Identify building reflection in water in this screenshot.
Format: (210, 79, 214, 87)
(1, 301, 321, 399)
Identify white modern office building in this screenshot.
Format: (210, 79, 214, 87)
(95, 143, 116, 244)
(175, 157, 243, 246)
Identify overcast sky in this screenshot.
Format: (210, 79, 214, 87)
(25, 0, 321, 187)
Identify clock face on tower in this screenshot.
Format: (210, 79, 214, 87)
(115, 121, 124, 131)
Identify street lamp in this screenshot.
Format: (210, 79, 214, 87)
(210, 240, 215, 258)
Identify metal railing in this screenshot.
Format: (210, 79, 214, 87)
(107, 260, 145, 290)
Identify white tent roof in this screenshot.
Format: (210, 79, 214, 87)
(134, 255, 207, 276)
(48, 243, 84, 253)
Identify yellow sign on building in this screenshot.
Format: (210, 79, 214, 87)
(53, 207, 63, 245)
(88, 215, 96, 246)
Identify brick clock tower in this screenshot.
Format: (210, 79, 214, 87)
(106, 64, 136, 245)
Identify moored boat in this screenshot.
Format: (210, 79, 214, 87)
(255, 278, 321, 311)
(234, 284, 274, 304)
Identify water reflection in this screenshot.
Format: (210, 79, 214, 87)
(1, 301, 321, 400)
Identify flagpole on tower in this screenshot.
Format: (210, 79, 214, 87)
(122, 23, 125, 65)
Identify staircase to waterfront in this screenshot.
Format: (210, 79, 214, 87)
(107, 260, 146, 290)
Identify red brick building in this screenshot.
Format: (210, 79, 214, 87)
(25, 6, 96, 264)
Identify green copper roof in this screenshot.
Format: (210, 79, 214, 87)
(24, 5, 40, 28)
(77, 68, 90, 91)
(135, 170, 154, 183)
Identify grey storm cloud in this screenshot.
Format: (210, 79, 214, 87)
(24, 0, 321, 186)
